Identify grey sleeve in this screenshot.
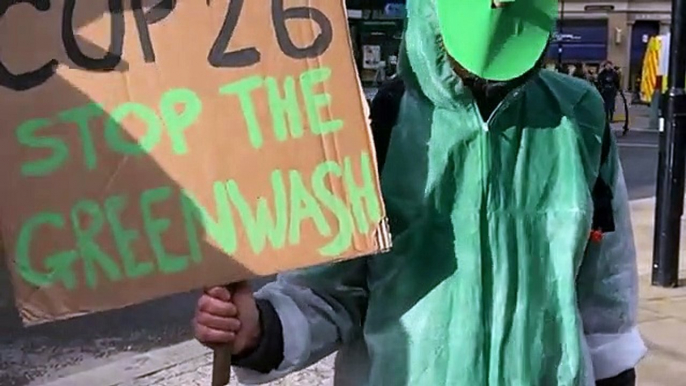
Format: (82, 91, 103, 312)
(234, 258, 368, 384)
(577, 144, 647, 380)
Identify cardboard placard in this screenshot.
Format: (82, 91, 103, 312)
(0, 0, 390, 324)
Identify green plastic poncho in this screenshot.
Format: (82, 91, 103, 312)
(235, 0, 646, 384)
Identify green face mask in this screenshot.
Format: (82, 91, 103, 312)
(436, 0, 558, 81)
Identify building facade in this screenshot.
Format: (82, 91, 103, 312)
(557, 0, 672, 91)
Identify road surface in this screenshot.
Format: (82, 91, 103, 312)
(616, 130, 659, 201)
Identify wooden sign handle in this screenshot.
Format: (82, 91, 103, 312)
(212, 345, 232, 386)
(211, 283, 238, 385)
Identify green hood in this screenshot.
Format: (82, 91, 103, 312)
(398, 0, 468, 109)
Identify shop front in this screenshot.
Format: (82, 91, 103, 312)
(547, 19, 609, 70)
(346, 1, 404, 89)
(357, 19, 403, 87)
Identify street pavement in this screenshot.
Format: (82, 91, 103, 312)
(0, 105, 677, 386)
(0, 277, 273, 386)
(616, 129, 659, 201)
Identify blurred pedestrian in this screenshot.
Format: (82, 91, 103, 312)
(598, 60, 621, 122)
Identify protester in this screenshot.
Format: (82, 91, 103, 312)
(194, 0, 646, 385)
(598, 61, 622, 122)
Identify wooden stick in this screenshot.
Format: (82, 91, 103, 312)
(212, 345, 232, 386)
(212, 282, 237, 386)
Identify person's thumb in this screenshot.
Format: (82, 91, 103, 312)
(230, 281, 253, 301)
(229, 281, 260, 354)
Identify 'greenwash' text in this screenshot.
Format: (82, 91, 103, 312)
(15, 151, 381, 290)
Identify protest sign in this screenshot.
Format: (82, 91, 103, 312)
(0, 0, 390, 324)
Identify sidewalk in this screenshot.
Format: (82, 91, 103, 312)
(37, 198, 686, 386)
(627, 198, 686, 386)
(38, 342, 336, 386)
(612, 103, 651, 132)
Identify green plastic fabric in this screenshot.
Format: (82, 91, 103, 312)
(272, 0, 610, 385)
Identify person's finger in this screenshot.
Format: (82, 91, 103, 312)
(204, 286, 232, 302)
(195, 312, 241, 332)
(197, 295, 238, 317)
(194, 323, 236, 344)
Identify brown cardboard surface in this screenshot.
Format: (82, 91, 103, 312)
(0, 0, 389, 324)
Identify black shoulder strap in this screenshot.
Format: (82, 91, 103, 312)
(601, 120, 612, 164)
(369, 77, 405, 174)
(591, 122, 615, 233)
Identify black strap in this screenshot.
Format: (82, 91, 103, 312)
(601, 120, 612, 164)
(591, 122, 616, 233)
(370, 77, 405, 174)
